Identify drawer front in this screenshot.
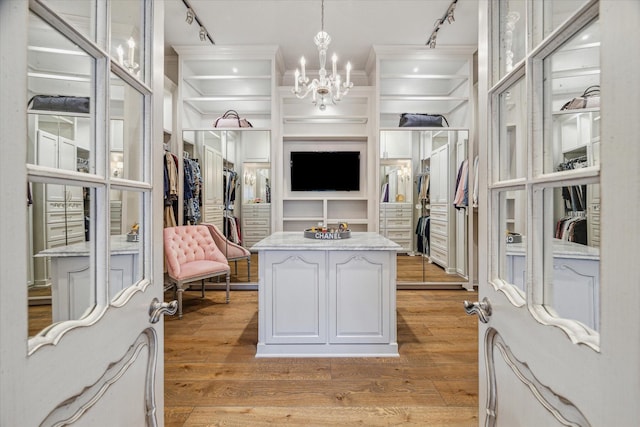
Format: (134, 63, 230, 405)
(386, 218, 412, 228)
(430, 208, 447, 222)
(430, 219, 447, 237)
(243, 228, 270, 239)
(243, 205, 270, 217)
(47, 222, 68, 242)
(381, 205, 412, 219)
(67, 221, 85, 241)
(66, 201, 84, 213)
(243, 218, 270, 227)
(430, 246, 447, 266)
(386, 229, 411, 240)
(392, 239, 412, 251)
(430, 232, 448, 251)
(46, 201, 67, 214)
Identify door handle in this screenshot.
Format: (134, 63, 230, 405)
(463, 297, 492, 323)
(149, 298, 177, 323)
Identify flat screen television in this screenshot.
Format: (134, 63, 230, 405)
(290, 151, 360, 191)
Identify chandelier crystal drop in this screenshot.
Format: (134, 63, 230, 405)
(292, 0, 353, 111)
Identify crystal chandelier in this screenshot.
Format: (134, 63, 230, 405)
(292, 0, 353, 111)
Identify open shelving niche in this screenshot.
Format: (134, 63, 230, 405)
(281, 137, 372, 233)
(372, 46, 476, 288)
(278, 81, 375, 233)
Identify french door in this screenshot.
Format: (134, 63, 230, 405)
(473, 0, 640, 425)
(0, 1, 168, 425)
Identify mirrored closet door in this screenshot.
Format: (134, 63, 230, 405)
(379, 129, 471, 286)
(173, 129, 271, 284)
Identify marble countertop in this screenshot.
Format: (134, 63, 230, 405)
(251, 232, 402, 251)
(506, 237, 599, 260)
(36, 235, 140, 257)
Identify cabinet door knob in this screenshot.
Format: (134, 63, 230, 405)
(463, 297, 492, 323)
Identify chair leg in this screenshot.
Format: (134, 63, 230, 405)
(247, 258, 251, 282)
(225, 272, 230, 303)
(177, 287, 184, 319)
(234, 260, 238, 275)
(201, 279, 205, 298)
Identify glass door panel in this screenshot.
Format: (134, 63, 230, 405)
(543, 19, 600, 174)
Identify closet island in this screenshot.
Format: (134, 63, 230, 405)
(252, 232, 401, 357)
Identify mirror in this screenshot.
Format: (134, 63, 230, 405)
(499, 188, 527, 297)
(27, 11, 95, 336)
(178, 129, 271, 284)
(110, 0, 145, 80)
(540, 18, 600, 331)
(379, 129, 469, 285)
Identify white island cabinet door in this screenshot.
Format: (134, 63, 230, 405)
(328, 251, 395, 344)
(262, 250, 327, 344)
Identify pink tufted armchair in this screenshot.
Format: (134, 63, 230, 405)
(202, 223, 252, 282)
(163, 225, 230, 319)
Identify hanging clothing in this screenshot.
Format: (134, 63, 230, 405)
(417, 173, 430, 201)
(415, 215, 430, 255)
(183, 158, 202, 225)
(380, 182, 389, 203)
(472, 155, 479, 207)
(164, 152, 178, 228)
(453, 159, 469, 209)
(555, 215, 588, 245)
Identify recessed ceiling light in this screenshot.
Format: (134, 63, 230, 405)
(232, 67, 238, 73)
(413, 67, 419, 73)
(581, 34, 590, 41)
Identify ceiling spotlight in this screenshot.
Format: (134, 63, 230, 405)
(199, 26, 207, 42)
(429, 36, 437, 49)
(186, 8, 194, 24)
(446, 3, 456, 23)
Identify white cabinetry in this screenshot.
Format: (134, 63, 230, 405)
(380, 131, 412, 159)
(506, 240, 599, 330)
(241, 131, 270, 162)
(201, 145, 224, 230)
(242, 203, 271, 249)
(379, 203, 412, 252)
(175, 45, 281, 129)
(202, 143, 224, 230)
(429, 143, 454, 271)
(374, 47, 474, 286)
(255, 232, 398, 357)
(374, 46, 474, 129)
(32, 129, 85, 285)
(554, 109, 601, 246)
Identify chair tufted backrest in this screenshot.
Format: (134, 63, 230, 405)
(163, 225, 228, 277)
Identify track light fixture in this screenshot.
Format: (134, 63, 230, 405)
(181, 0, 215, 44)
(185, 8, 194, 24)
(426, 0, 458, 48)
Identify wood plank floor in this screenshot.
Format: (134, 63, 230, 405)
(164, 289, 479, 426)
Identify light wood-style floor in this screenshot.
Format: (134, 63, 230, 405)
(164, 288, 479, 426)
